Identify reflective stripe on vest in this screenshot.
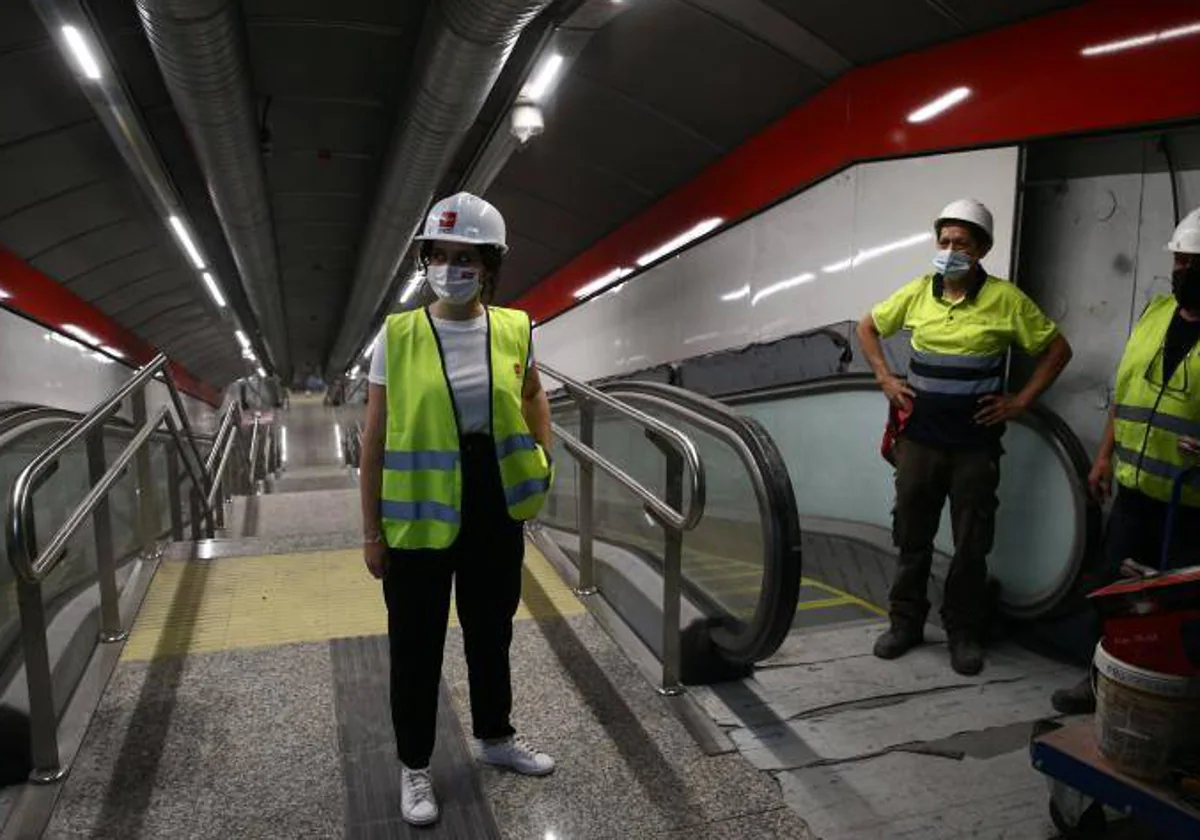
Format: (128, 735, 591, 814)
(908, 349, 1004, 395)
(380, 307, 552, 549)
(1111, 295, 1200, 506)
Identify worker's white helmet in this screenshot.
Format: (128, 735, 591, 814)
(935, 199, 994, 247)
(415, 192, 508, 252)
(1166, 207, 1200, 255)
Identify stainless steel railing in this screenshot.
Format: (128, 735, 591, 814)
(4, 354, 251, 783)
(537, 363, 706, 696)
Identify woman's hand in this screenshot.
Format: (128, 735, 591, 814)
(364, 540, 388, 579)
(1087, 456, 1113, 504)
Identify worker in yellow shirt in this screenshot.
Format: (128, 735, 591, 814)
(857, 199, 1073, 675)
(1051, 207, 1200, 714)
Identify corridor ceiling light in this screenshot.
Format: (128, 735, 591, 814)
(399, 269, 423, 305)
(1081, 21, 1200, 56)
(906, 87, 971, 123)
(167, 215, 206, 270)
(0, 287, 11, 299)
(334, 423, 343, 459)
(63, 324, 101, 346)
(573, 267, 632, 299)
(281, 427, 288, 463)
(349, 365, 361, 379)
(201, 272, 226, 308)
(522, 53, 565, 103)
(100, 345, 125, 359)
(636, 218, 724, 267)
(720, 284, 750, 302)
(91, 351, 114, 365)
(235, 329, 251, 350)
(822, 232, 931, 273)
(752, 273, 815, 306)
(256, 365, 266, 378)
(60, 25, 102, 81)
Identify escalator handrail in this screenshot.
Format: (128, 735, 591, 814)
(553, 379, 804, 665)
(539, 363, 706, 533)
(721, 372, 1101, 618)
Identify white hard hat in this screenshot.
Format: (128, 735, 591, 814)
(1166, 207, 1200, 255)
(415, 192, 508, 252)
(935, 198, 994, 245)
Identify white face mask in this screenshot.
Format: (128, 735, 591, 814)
(426, 264, 481, 304)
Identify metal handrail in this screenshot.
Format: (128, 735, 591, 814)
(4, 354, 251, 784)
(537, 363, 706, 696)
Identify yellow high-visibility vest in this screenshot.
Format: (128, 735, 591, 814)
(380, 307, 552, 549)
(1113, 295, 1200, 507)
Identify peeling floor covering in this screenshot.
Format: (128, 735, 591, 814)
(691, 619, 1099, 839)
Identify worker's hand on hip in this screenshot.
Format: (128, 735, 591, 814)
(1087, 456, 1113, 504)
(974, 393, 1028, 426)
(880, 375, 915, 411)
(364, 541, 388, 579)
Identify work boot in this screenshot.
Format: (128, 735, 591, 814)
(948, 632, 984, 676)
(873, 623, 925, 660)
(1051, 676, 1096, 715)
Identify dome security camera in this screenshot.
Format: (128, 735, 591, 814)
(510, 102, 544, 145)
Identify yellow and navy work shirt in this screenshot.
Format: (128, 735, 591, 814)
(871, 267, 1059, 450)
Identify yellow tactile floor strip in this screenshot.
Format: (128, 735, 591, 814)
(121, 541, 583, 661)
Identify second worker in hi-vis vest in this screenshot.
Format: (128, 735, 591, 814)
(857, 199, 1074, 677)
(359, 193, 555, 828)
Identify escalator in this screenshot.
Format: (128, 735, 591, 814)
(541, 321, 1101, 679)
(541, 376, 804, 679)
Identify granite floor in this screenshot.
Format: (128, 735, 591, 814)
(38, 563, 811, 839)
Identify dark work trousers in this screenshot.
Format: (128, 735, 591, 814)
(889, 437, 1001, 635)
(381, 434, 525, 769)
(1100, 487, 1200, 576)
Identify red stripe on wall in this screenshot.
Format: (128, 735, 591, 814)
(514, 0, 1200, 323)
(0, 248, 221, 406)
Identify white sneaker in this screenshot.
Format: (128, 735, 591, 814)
(400, 765, 439, 826)
(479, 734, 556, 776)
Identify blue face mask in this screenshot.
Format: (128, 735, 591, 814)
(933, 248, 973, 278)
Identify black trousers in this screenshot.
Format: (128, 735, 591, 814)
(889, 438, 1001, 635)
(1101, 487, 1200, 575)
(381, 434, 525, 769)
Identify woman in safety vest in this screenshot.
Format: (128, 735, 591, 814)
(359, 193, 555, 826)
(1051, 207, 1200, 715)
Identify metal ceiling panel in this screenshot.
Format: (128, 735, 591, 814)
(936, 0, 1081, 31)
(571, 0, 826, 151)
(761, 0, 961, 64)
(102, 270, 193, 315)
(28, 220, 158, 284)
(61, 243, 178, 300)
(0, 179, 135, 257)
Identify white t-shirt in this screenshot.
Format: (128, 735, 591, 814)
(368, 313, 533, 435)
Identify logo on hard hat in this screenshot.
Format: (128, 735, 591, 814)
(438, 211, 458, 232)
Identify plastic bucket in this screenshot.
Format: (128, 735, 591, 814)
(1093, 642, 1200, 780)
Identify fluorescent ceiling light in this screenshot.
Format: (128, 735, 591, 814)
(523, 53, 565, 102)
(235, 329, 250, 350)
(573, 267, 632, 299)
(202, 272, 226, 308)
(636, 218, 723, 267)
(256, 366, 266, 378)
(100, 345, 125, 359)
(168, 215, 206, 270)
(334, 423, 343, 458)
(752, 273, 815, 306)
(349, 365, 360, 379)
(720, 284, 750, 302)
(63, 324, 101, 346)
(0, 287, 11, 300)
(822, 232, 931, 273)
(242, 348, 256, 361)
(1082, 21, 1200, 56)
(399, 270, 423, 304)
(907, 87, 971, 123)
(281, 427, 288, 462)
(91, 352, 114, 365)
(61, 25, 102, 81)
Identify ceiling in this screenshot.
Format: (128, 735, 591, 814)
(0, 0, 1080, 389)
